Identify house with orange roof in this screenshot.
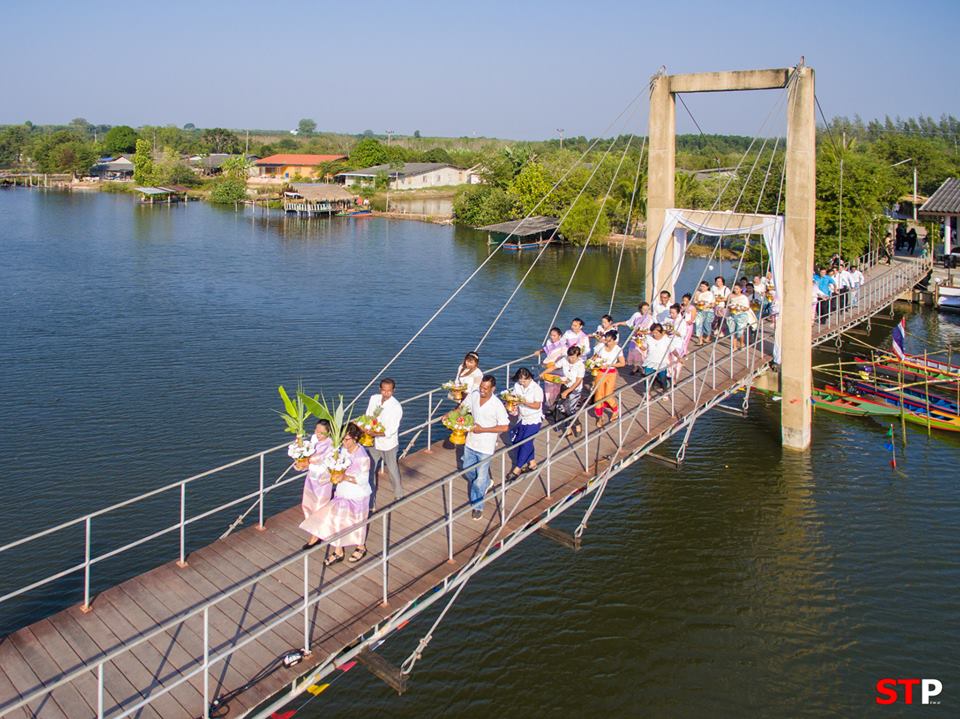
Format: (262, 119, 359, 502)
(253, 154, 347, 181)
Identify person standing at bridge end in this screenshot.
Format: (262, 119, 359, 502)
(365, 378, 404, 503)
(462, 375, 510, 520)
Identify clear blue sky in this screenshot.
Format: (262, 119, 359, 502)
(4, 0, 959, 139)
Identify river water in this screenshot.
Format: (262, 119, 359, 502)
(1, 188, 957, 717)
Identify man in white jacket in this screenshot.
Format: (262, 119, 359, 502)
(365, 378, 404, 503)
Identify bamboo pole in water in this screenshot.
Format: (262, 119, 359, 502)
(925, 350, 932, 436)
(899, 362, 907, 446)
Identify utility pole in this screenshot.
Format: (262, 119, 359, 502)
(245, 129, 249, 155)
(386, 129, 394, 145)
(556, 128, 564, 148)
(913, 165, 918, 222)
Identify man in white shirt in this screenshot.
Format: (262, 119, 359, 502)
(365, 378, 404, 503)
(849, 264, 864, 306)
(462, 375, 510, 520)
(836, 264, 853, 312)
(652, 290, 673, 324)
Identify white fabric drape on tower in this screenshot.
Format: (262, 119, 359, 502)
(651, 209, 785, 361)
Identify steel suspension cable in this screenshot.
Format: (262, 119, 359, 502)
(609, 135, 648, 314)
(474, 104, 645, 351)
(348, 89, 651, 409)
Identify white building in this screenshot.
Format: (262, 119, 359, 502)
(336, 162, 481, 190)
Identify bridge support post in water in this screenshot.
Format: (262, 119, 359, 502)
(780, 65, 816, 450)
(644, 64, 816, 449)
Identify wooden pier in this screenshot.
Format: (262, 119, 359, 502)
(0, 256, 931, 719)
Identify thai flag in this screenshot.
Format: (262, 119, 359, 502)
(891, 318, 906, 359)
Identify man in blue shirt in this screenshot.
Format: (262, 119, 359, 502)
(814, 267, 836, 321)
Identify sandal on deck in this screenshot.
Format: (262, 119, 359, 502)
(324, 551, 344, 567)
(509, 467, 524, 478)
(524, 461, 538, 473)
(348, 547, 367, 563)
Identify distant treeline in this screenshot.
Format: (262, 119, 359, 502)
(3, 114, 959, 263)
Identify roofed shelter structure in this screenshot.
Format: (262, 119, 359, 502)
(479, 216, 561, 250)
(254, 154, 347, 181)
(919, 177, 960, 256)
(645, 64, 816, 450)
(283, 182, 357, 216)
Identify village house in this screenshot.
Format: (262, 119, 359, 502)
(336, 162, 482, 190)
(252, 154, 347, 182)
(189, 153, 259, 177)
(90, 155, 135, 180)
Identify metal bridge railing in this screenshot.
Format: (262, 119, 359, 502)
(2, 314, 777, 719)
(815, 255, 932, 339)
(0, 351, 539, 613)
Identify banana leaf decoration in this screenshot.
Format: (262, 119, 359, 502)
(277, 382, 312, 439)
(298, 392, 353, 448)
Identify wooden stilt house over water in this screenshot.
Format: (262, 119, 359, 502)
(134, 186, 189, 203)
(283, 182, 357, 216)
(480, 215, 561, 251)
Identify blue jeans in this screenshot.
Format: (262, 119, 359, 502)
(642, 366, 670, 390)
(462, 446, 493, 510)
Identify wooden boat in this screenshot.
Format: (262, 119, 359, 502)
(812, 388, 900, 417)
(857, 352, 960, 379)
(812, 387, 900, 417)
(837, 381, 960, 433)
(855, 356, 960, 406)
(501, 237, 554, 252)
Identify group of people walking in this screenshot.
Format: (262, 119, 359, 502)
(811, 260, 864, 321)
(296, 275, 776, 565)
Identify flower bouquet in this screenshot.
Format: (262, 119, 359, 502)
(499, 390, 521, 414)
(585, 356, 606, 377)
(323, 446, 352, 484)
(541, 372, 565, 385)
(442, 404, 474, 445)
(277, 383, 313, 470)
(354, 406, 384, 447)
(442, 380, 468, 402)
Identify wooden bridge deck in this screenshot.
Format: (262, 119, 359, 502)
(0, 257, 930, 719)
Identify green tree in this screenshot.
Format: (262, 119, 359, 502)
(815, 145, 898, 264)
(200, 127, 241, 153)
(298, 118, 317, 136)
(0, 125, 30, 167)
(508, 162, 553, 216)
(560, 196, 611, 245)
(350, 138, 388, 168)
(413, 130, 421, 139)
(50, 140, 98, 176)
(422, 147, 452, 164)
(133, 139, 155, 184)
(103, 125, 139, 155)
(69, 118, 93, 136)
(209, 177, 247, 204)
(183, 123, 196, 130)
(453, 185, 514, 226)
(221, 155, 252, 181)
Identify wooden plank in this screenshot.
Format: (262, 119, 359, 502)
(0, 637, 70, 719)
(7, 629, 91, 719)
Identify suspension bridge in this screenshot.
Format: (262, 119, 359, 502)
(0, 63, 935, 718)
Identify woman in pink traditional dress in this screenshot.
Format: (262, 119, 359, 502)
(617, 302, 653, 375)
(300, 423, 372, 565)
(678, 294, 697, 356)
(541, 327, 567, 414)
(301, 420, 334, 519)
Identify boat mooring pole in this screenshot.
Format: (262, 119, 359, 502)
(924, 350, 931, 436)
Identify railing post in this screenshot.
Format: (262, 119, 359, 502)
(177, 483, 187, 568)
(304, 552, 312, 646)
(729, 334, 734, 378)
(97, 661, 104, 719)
(381, 513, 389, 606)
(258, 453, 265, 530)
(505, 363, 511, 388)
(545, 431, 552, 497)
(583, 405, 590, 466)
(645, 376, 650, 431)
(446, 479, 454, 562)
(499, 452, 506, 526)
(82, 516, 92, 612)
(426, 391, 433, 449)
(617, 390, 623, 447)
(202, 607, 210, 719)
